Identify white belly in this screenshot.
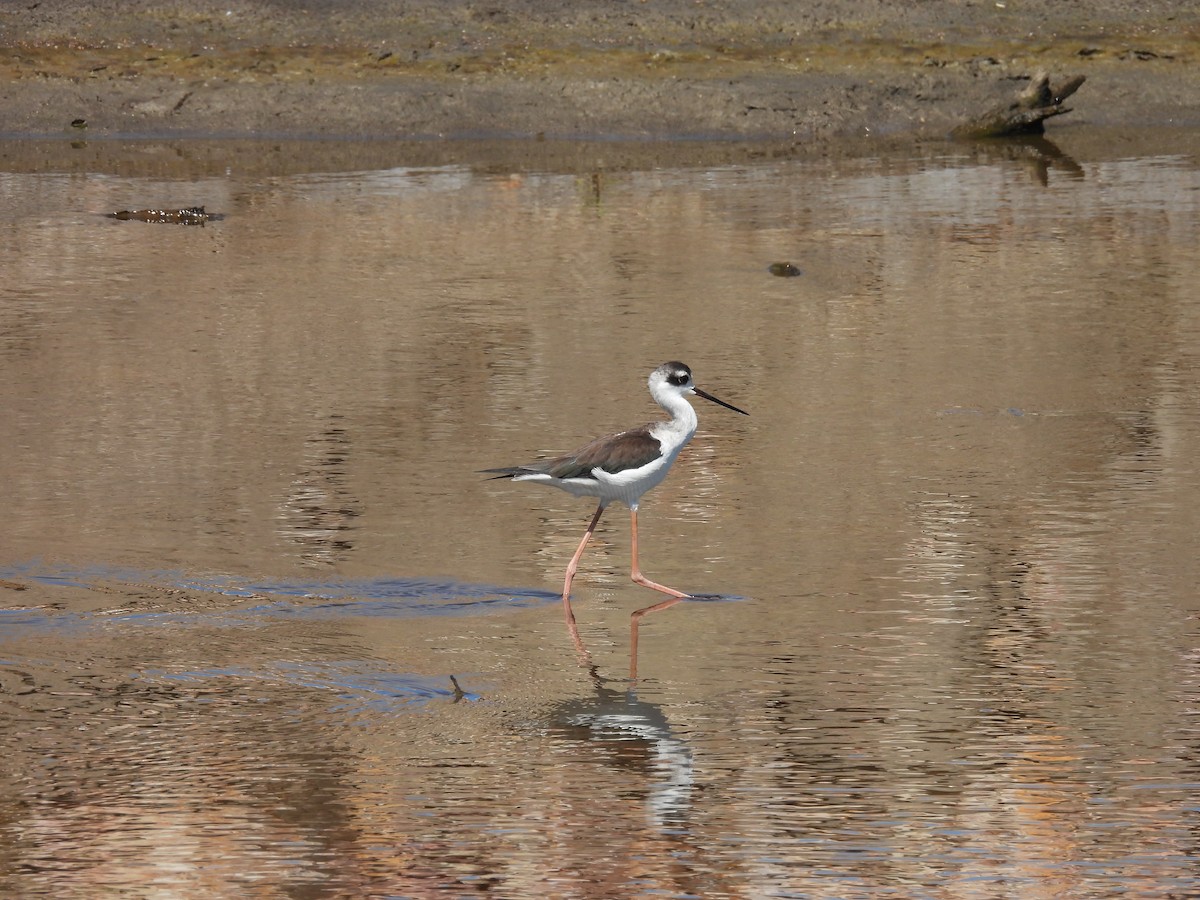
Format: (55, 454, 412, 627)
(515, 444, 683, 508)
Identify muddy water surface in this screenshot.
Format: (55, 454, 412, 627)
(2, 132, 1200, 897)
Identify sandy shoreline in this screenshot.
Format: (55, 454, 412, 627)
(2, 0, 1198, 143)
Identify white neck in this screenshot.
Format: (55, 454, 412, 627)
(651, 389, 699, 455)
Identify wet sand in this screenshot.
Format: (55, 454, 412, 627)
(2, 0, 1198, 141)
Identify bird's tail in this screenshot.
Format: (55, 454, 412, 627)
(479, 467, 529, 480)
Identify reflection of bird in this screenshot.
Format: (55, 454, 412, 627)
(551, 673, 694, 827)
(483, 361, 747, 624)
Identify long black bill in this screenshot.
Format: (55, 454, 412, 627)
(694, 387, 749, 416)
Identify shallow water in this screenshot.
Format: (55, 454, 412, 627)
(2, 130, 1200, 897)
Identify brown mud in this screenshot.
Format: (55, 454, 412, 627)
(1, 0, 1198, 142)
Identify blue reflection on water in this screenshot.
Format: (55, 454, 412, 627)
(0, 561, 500, 711)
(145, 663, 485, 710)
(0, 559, 558, 636)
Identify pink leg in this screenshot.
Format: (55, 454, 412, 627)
(562, 503, 606, 628)
(629, 506, 690, 600)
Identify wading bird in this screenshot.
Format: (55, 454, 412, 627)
(483, 361, 747, 630)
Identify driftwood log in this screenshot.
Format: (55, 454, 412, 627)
(952, 72, 1086, 139)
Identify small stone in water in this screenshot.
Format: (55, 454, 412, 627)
(768, 262, 802, 277)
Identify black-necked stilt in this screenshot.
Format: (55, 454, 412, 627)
(484, 361, 748, 629)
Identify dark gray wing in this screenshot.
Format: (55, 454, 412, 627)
(483, 425, 662, 481)
(547, 426, 662, 479)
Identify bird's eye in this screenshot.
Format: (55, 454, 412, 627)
(669, 372, 688, 386)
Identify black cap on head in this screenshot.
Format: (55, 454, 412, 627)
(662, 361, 692, 387)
